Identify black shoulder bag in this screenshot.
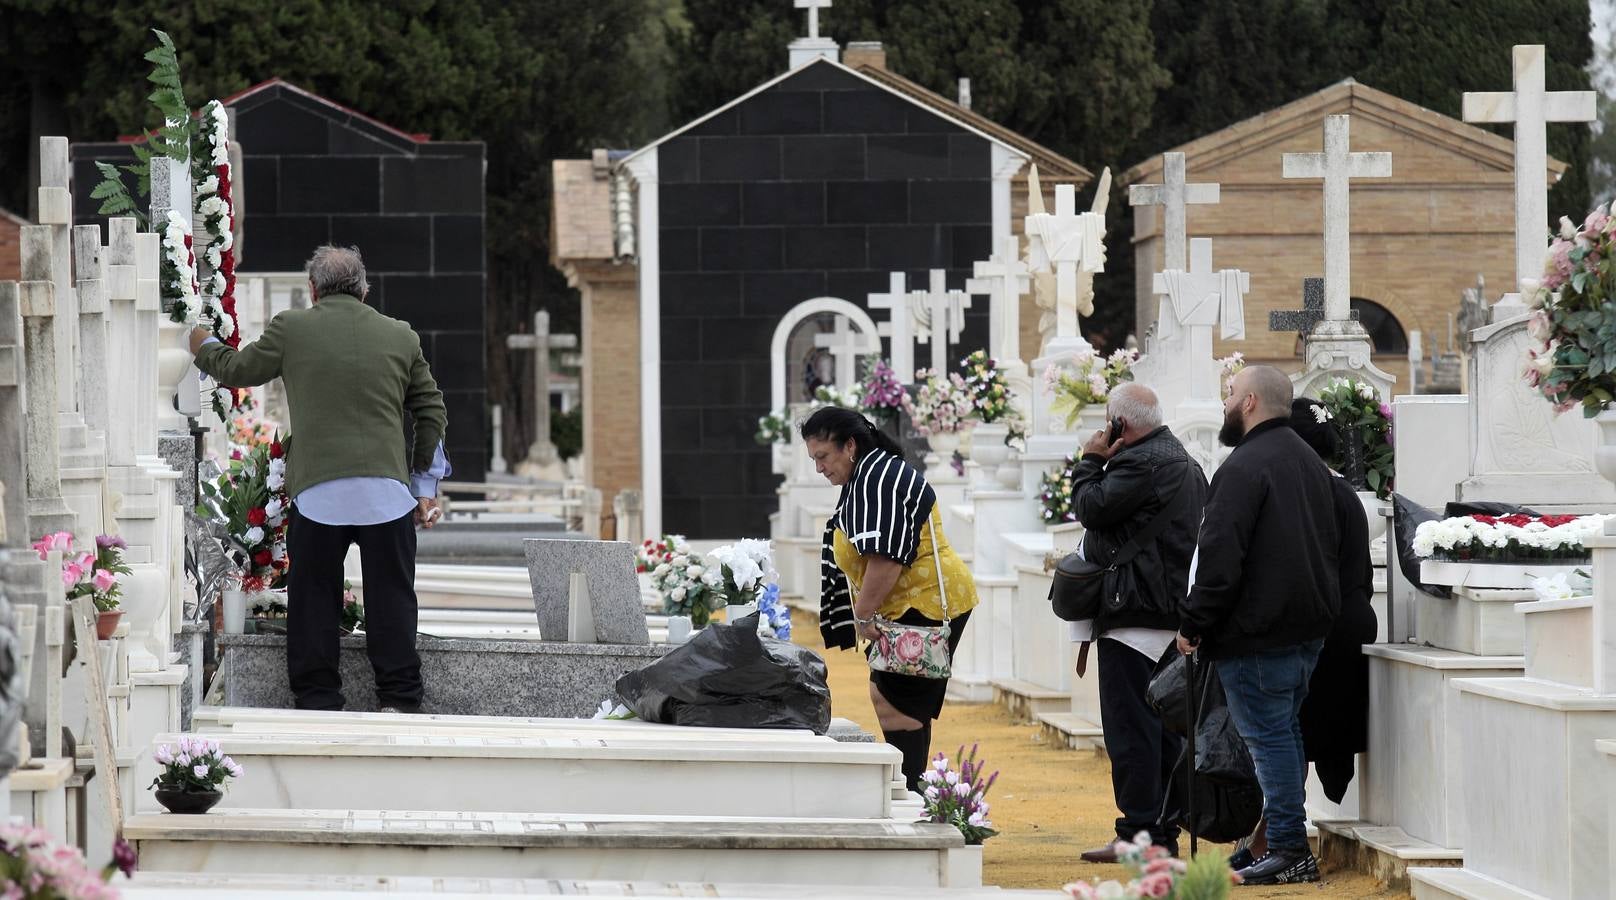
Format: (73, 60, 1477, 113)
(1049, 462, 1191, 622)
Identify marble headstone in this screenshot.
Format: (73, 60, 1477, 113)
(523, 538, 649, 644)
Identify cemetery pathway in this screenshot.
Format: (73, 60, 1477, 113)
(790, 610, 1403, 897)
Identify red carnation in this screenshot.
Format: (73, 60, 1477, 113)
(253, 549, 273, 567)
(247, 507, 267, 526)
(269, 441, 283, 459)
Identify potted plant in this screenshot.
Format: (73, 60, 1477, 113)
(958, 350, 1025, 486)
(201, 436, 291, 632)
(921, 745, 998, 886)
(149, 735, 243, 814)
(860, 358, 909, 430)
(33, 531, 133, 639)
(647, 541, 726, 628)
(1314, 377, 1394, 501)
(702, 538, 778, 623)
(1523, 205, 1616, 486)
(903, 368, 974, 466)
(1042, 347, 1138, 429)
(0, 825, 138, 896)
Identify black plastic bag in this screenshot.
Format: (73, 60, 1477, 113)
(1391, 493, 1452, 600)
(614, 612, 833, 734)
(1148, 650, 1264, 843)
(1444, 500, 1541, 518)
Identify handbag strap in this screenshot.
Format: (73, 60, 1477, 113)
(1104, 460, 1192, 572)
(928, 516, 950, 625)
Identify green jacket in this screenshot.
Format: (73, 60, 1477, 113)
(194, 294, 448, 499)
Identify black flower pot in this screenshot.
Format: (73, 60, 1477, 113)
(154, 787, 222, 814)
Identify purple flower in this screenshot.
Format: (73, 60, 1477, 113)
(95, 534, 127, 550)
(111, 837, 138, 877)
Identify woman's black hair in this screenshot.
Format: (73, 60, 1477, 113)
(1290, 397, 1339, 462)
(799, 406, 905, 459)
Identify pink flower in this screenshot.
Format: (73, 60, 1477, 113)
(894, 629, 926, 662)
(1550, 241, 1574, 278)
(1583, 208, 1609, 236)
(60, 563, 84, 588)
(1061, 882, 1099, 900)
(1137, 872, 1175, 898)
(92, 569, 116, 593)
(1527, 309, 1553, 342)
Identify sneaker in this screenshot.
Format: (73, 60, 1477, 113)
(1235, 849, 1319, 885)
(1227, 846, 1254, 870)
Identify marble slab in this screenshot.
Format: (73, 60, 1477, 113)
(1420, 560, 1586, 590)
(524, 539, 648, 644)
(1517, 596, 1595, 688)
(135, 732, 898, 819)
(216, 633, 668, 717)
(128, 809, 965, 887)
(1414, 587, 1530, 656)
(1360, 644, 1523, 850)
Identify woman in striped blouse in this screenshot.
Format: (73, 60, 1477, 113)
(802, 407, 980, 790)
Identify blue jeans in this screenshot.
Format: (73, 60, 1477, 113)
(1215, 639, 1324, 853)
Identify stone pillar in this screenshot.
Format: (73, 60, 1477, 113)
(133, 233, 161, 460)
(72, 226, 109, 438)
(104, 220, 139, 468)
(35, 138, 76, 417)
(18, 227, 73, 539)
(0, 285, 27, 547)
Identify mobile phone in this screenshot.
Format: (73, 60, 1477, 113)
(1106, 417, 1124, 445)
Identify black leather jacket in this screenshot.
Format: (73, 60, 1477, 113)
(1071, 426, 1208, 633)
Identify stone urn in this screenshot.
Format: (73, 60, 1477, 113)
(970, 423, 1011, 486)
(1597, 407, 1616, 488)
(1357, 490, 1389, 544)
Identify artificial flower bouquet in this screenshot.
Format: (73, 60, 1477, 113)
(151, 736, 244, 793)
(341, 579, 365, 633)
(703, 538, 779, 609)
(1522, 205, 1616, 418)
(756, 582, 793, 640)
(904, 368, 974, 437)
(920, 745, 998, 844)
(959, 350, 1025, 445)
(1038, 454, 1083, 525)
(1313, 377, 1394, 499)
(1062, 831, 1237, 899)
(32, 532, 131, 612)
(860, 357, 908, 425)
(1413, 513, 1613, 563)
(1216, 352, 1245, 400)
(1042, 347, 1138, 428)
(0, 824, 136, 899)
(637, 534, 690, 573)
(647, 545, 726, 627)
(199, 436, 290, 591)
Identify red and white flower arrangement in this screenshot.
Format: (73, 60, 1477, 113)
(200, 437, 291, 591)
(1413, 513, 1614, 563)
(161, 210, 200, 323)
(194, 99, 245, 422)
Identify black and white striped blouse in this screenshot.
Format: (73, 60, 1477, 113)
(819, 448, 938, 650)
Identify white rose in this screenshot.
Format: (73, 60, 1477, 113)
(265, 497, 283, 518)
(1357, 382, 1375, 400)
(685, 565, 704, 579)
(270, 542, 286, 561)
(244, 526, 264, 545)
(653, 563, 671, 577)
(269, 458, 286, 477)
(266, 471, 285, 491)
(669, 587, 686, 602)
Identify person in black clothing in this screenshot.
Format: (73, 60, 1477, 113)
(1176, 365, 1340, 885)
(1226, 398, 1380, 870)
(1069, 383, 1208, 862)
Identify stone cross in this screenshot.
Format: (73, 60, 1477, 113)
(868, 273, 914, 382)
(1128, 152, 1221, 271)
(1268, 277, 1340, 337)
(18, 226, 74, 538)
(813, 315, 878, 388)
(795, 0, 831, 39)
(36, 138, 77, 416)
(72, 226, 109, 438)
(1152, 239, 1249, 402)
(133, 232, 161, 457)
(1282, 115, 1390, 324)
(967, 236, 1031, 365)
(506, 310, 577, 466)
(104, 219, 140, 467)
(1024, 178, 1106, 340)
(1463, 44, 1597, 296)
(0, 283, 27, 545)
(911, 269, 972, 374)
(489, 404, 508, 475)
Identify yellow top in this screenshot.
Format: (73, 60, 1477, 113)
(832, 507, 980, 621)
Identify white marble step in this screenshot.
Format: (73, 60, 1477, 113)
(125, 872, 1037, 898)
(197, 706, 834, 741)
(1410, 867, 1550, 900)
(127, 809, 969, 888)
(140, 731, 897, 819)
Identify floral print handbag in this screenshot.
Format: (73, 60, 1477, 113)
(865, 520, 953, 679)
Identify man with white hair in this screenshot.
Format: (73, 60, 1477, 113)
(189, 245, 449, 713)
(1070, 382, 1208, 862)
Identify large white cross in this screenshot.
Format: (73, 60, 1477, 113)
(1152, 238, 1250, 402)
(1129, 152, 1220, 271)
(1024, 182, 1105, 340)
(795, 0, 831, 40)
(868, 272, 914, 382)
(1282, 115, 1390, 324)
(813, 315, 878, 388)
(967, 236, 1030, 364)
(1463, 44, 1597, 295)
(911, 269, 971, 374)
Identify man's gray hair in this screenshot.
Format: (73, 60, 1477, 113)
(305, 245, 369, 299)
(1109, 382, 1163, 431)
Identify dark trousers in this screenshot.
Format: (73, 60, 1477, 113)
(286, 507, 423, 710)
(1097, 638, 1182, 847)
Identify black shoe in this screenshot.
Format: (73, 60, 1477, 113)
(1227, 846, 1254, 870)
(1236, 849, 1319, 885)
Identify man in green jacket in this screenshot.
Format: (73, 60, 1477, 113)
(190, 245, 449, 712)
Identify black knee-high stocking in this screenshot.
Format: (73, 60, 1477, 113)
(884, 722, 933, 793)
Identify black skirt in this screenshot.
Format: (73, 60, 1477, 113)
(869, 608, 972, 722)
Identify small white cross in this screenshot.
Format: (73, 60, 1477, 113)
(911, 269, 972, 374)
(1151, 239, 1250, 403)
(868, 272, 915, 383)
(1282, 115, 1390, 324)
(1463, 44, 1597, 294)
(1024, 181, 1106, 340)
(813, 315, 879, 389)
(1128, 152, 1220, 272)
(795, 0, 831, 40)
(967, 236, 1030, 364)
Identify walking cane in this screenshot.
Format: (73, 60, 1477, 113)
(1185, 649, 1198, 859)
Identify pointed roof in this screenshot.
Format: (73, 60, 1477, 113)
(220, 78, 432, 145)
(1123, 79, 1567, 184)
(620, 56, 1089, 183)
